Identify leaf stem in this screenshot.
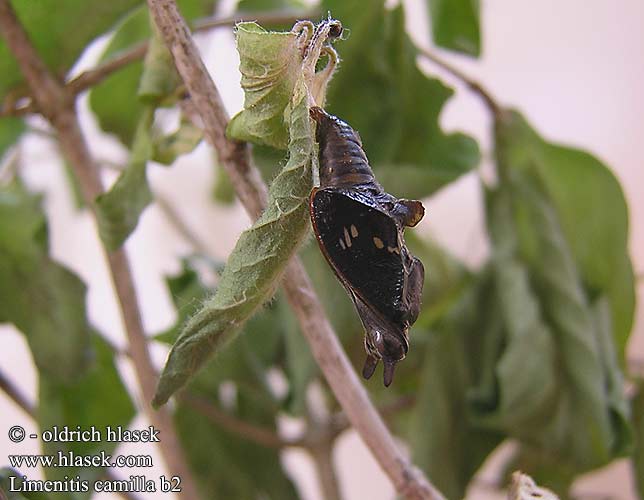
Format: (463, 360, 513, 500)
(181, 394, 292, 449)
(0, 368, 35, 418)
(0, 2, 199, 498)
(146, 1, 444, 498)
(415, 44, 501, 116)
(155, 192, 211, 255)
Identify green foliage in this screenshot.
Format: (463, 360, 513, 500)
(138, 24, 180, 102)
(158, 262, 298, 495)
(411, 110, 635, 496)
(0, 117, 24, 161)
(89, 6, 150, 145)
(0, 0, 140, 97)
(495, 111, 634, 352)
(426, 0, 481, 56)
(226, 23, 303, 149)
(155, 261, 212, 344)
(412, 270, 505, 499)
(482, 180, 631, 468)
(38, 335, 135, 484)
(154, 75, 314, 405)
(633, 384, 644, 498)
(0, 179, 92, 382)
(152, 118, 203, 165)
(0, 2, 638, 498)
(175, 370, 298, 499)
(89, 1, 215, 145)
(0, 468, 51, 499)
(95, 106, 154, 251)
(322, 1, 480, 199)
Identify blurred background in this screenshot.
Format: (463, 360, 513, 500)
(1, 0, 643, 498)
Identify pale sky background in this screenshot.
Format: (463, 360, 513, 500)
(1, 0, 643, 498)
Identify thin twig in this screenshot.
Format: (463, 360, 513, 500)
(0, 368, 36, 418)
(0, 10, 317, 118)
(0, 3, 199, 498)
(181, 394, 293, 449)
(309, 441, 343, 500)
(146, 1, 443, 498)
(415, 44, 501, 116)
(155, 193, 211, 255)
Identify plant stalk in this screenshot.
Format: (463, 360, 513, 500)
(0, 2, 199, 498)
(145, 1, 444, 498)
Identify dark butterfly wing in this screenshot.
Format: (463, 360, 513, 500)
(310, 188, 406, 323)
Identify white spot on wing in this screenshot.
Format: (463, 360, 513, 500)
(343, 227, 352, 248)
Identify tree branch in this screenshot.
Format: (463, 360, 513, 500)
(0, 3, 199, 498)
(0, 10, 317, 118)
(146, 1, 443, 498)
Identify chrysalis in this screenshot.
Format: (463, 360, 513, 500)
(309, 106, 425, 386)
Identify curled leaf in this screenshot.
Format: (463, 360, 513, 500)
(508, 471, 559, 500)
(226, 22, 303, 149)
(154, 18, 342, 405)
(154, 80, 314, 406)
(95, 106, 154, 251)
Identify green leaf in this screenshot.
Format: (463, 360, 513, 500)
(495, 110, 635, 354)
(0, 0, 141, 97)
(322, 1, 479, 198)
(138, 22, 181, 103)
(175, 377, 298, 498)
(0, 468, 51, 499)
(426, 0, 481, 56)
(89, 1, 214, 144)
(412, 271, 504, 500)
(89, 5, 149, 145)
(476, 170, 632, 473)
(633, 383, 644, 499)
(499, 445, 576, 495)
(0, 180, 92, 381)
(154, 260, 212, 344)
(152, 118, 203, 165)
(0, 117, 25, 161)
(38, 334, 135, 484)
(154, 78, 313, 406)
(95, 105, 154, 251)
(157, 266, 296, 497)
(226, 23, 303, 149)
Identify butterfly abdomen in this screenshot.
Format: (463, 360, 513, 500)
(310, 106, 376, 188)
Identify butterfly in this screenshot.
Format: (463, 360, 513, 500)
(309, 106, 425, 386)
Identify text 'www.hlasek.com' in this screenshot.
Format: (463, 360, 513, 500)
(5, 425, 182, 494)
